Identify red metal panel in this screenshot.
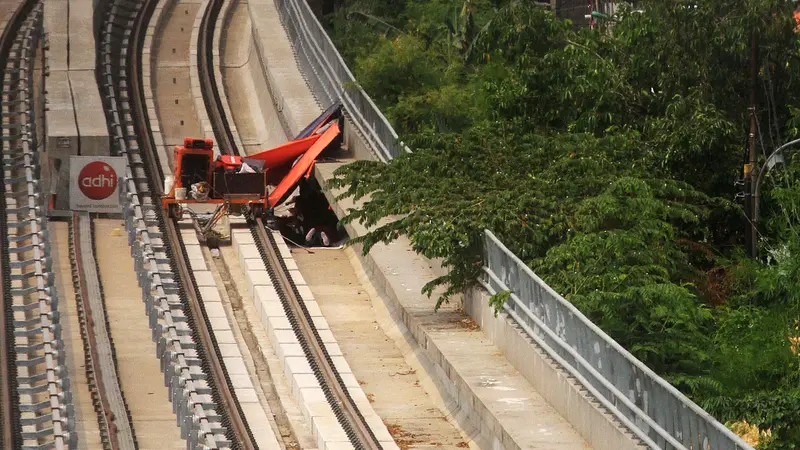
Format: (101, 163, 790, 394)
(268, 122, 340, 207)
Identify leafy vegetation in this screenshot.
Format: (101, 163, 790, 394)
(323, 0, 800, 446)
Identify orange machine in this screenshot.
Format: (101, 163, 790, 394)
(162, 103, 342, 228)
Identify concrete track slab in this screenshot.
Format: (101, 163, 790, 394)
(94, 220, 185, 449)
(44, 71, 77, 138)
(68, 0, 95, 70)
(44, 0, 67, 71)
(153, 68, 201, 145)
(154, 2, 199, 64)
(217, 246, 318, 450)
(43, 0, 109, 211)
(180, 228, 288, 450)
(69, 71, 109, 155)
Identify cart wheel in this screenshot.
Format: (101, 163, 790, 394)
(167, 203, 181, 220)
(250, 204, 264, 219)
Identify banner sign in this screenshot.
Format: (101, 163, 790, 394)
(69, 156, 126, 212)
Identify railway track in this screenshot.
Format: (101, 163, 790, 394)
(196, 0, 383, 448)
(97, 0, 253, 447)
(68, 212, 137, 450)
(0, 1, 74, 448)
(93, 0, 391, 445)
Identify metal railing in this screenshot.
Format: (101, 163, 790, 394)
(480, 231, 753, 450)
(274, 0, 408, 161)
(270, 0, 756, 448)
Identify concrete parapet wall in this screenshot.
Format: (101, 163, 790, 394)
(243, 25, 291, 144)
(244, 0, 378, 162)
(245, 0, 321, 136)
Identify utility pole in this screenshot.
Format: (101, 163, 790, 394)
(744, 32, 759, 258)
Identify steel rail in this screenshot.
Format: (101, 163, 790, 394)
(252, 220, 382, 450)
(162, 221, 257, 450)
(1, 1, 56, 448)
(97, 0, 233, 446)
(128, 0, 255, 446)
(194, 0, 381, 445)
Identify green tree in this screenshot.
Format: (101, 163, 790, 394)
(325, 0, 800, 446)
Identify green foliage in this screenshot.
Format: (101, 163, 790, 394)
(488, 289, 511, 315)
(323, 0, 800, 446)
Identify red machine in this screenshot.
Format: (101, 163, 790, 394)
(162, 103, 342, 229)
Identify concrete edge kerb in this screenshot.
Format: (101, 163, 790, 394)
(228, 221, 401, 450)
(190, 0, 215, 141)
(213, 0, 245, 152)
(142, 0, 174, 175)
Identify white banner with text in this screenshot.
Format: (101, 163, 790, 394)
(69, 156, 126, 212)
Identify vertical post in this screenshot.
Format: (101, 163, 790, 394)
(745, 32, 759, 258)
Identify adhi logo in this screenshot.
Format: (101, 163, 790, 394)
(78, 161, 118, 200)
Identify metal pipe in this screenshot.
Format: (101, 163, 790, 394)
(746, 33, 759, 257)
(753, 137, 800, 228)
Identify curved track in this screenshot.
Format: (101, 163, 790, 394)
(98, 0, 256, 446)
(196, 1, 382, 448)
(94, 0, 392, 446)
(0, 2, 27, 444)
(132, 0, 256, 447)
(1, 1, 72, 448)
